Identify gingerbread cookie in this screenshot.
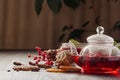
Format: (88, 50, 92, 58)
(13, 65, 40, 72)
(59, 66, 81, 72)
(29, 61, 51, 68)
(46, 66, 81, 73)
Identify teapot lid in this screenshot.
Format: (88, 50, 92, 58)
(87, 26, 114, 43)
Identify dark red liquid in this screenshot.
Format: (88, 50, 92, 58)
(72, 55, 120, 75)
(76, 48, 81, 54)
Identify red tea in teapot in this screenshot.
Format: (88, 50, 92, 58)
(72, 55, 120, 75)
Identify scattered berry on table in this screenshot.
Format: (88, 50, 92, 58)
(27, 53, 31, 58)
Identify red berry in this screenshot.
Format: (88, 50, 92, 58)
(45, 61, 49, 65)
(27, 53, 31, 58)
(45, 55, 49, 59)
(49, 61, 53, 65)
(38, 48, 41, 51)
(48, 59, 51, 62)
(35, 46, 41, 51)
(37, 59, 40, 62)
(41, 52, 47, 61)
(38, 51, 41, 55)
(35, 46, 38, 50)
(41, 52, 47, 56)
(33, 56, 37, 60)
(45, 60, 53, 65)
(35, 46, 39, 50)
(42, 56, 45, 61)
(35, 61, 38, 65)
(37, 56, 41, 59)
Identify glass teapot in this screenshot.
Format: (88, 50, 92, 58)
(73, 26, 120, 75)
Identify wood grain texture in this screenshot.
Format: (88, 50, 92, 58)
(0, 51, 120, 80)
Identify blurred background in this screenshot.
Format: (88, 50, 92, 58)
(0, 0, 120, 49)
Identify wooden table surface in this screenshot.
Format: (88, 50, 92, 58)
(0, 51, 120, 80)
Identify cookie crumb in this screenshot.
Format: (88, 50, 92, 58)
(7, 70, 11, 72)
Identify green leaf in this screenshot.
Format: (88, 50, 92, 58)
(62, 25, 68, 32)
(58, 33, 66, 42)
(112, 21, 120, 30)
(35, 0, 44, 16)
(89, 6, 93, 9)
(107, 0, 110, 2)
(112, 0, 118, 2)
(69, 39, 80, 46)
(115, 0, 118, 2)
(62, 25, 73, 32)
(118, 46, 120, 49)
(68, 25, 73, 29)
(47, 0, 62, 14)
(82, 21, 89, 28)
(68, 29, 85, 40)
(64, 0, 85, 10)
(114, 41, 118, 45)
(81, 0, 86, 3)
